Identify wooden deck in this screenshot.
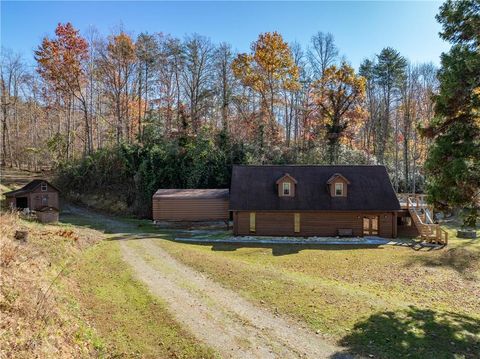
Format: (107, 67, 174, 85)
(397, 193, 448, 245)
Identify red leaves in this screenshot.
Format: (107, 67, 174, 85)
(35, 22, 89, 95)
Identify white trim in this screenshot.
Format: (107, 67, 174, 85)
(334, 182, 344, 196)
(282, 182, 291, 196)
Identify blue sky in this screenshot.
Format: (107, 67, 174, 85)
(2, 1, 449, 69)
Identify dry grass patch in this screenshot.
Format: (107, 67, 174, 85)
(0, 212, 103, 358)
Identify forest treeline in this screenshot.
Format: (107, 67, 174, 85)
(1, 0, 478, 220)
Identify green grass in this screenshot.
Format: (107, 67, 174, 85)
(58, 205, 480, 358)
(0, 205, 216, 358)
(154, 234, 480, 358)
(68, 239, 217, 359)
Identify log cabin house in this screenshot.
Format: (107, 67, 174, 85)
(4, 180, 60, 211)
(229, 165, 402, 238)
(152, 165, 448, 243)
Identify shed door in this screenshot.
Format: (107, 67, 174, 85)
(16, 197, 28, 209)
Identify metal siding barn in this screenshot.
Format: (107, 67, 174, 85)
(152, 189, 229, 221)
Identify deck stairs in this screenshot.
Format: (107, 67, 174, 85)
(398, 194, 448, 245)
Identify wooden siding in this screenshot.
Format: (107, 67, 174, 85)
(28, 190, 59, 211)
(233, 211, 396, 238)
(397, 210, 419, 237)
(5, 182, 59, 211)
(152, 198, 229, 221)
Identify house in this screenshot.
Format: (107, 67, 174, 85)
(4, 180, 60, 211)
(152, 188, 229, 222)
(229, 165, 401, 238)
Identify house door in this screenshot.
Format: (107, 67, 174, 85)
(363, 215, 379, 236)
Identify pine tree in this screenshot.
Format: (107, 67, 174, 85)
(424, 0, 480, 227)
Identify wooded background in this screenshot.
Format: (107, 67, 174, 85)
(2, 0, 477, 219)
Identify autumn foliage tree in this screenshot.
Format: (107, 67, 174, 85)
(97, 32, 137, 143)
(6, 22, 444, 212)
(232, 32, 300, 148)
(35, 22, 93, 154)
(311, 63, 366, 164)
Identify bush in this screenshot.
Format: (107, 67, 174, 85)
(54, 129, 248, 218)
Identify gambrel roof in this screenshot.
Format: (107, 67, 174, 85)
(229, 165, 400, 211)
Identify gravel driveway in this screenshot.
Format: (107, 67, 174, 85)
(66, 205, 352, 358)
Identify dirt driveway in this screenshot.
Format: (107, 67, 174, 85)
(67, 206, 351, 359)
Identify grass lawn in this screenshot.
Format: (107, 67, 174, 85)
(67, 239, 217, 359)
(1, 206, 216, 358)
(154, 231, 480, 358)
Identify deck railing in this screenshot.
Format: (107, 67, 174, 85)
(397, 193, 447, 245)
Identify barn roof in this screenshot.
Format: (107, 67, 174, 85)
(229, 165, 400, 211)
(3, 179, 60, 197)
(153, 188, 229, 200)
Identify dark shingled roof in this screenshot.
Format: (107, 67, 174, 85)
(229, 165, 400, 211)
(3, 180, 60, 197)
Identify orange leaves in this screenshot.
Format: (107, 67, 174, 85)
(311, 62, 366, 132)
(107, 32, 136, 65)
(232, 32, 300, 95)
(35, 22, 89, 96)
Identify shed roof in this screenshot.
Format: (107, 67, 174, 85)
(153, 188, 229, 200)
(229, 165, 400, 211)
(3, 180, 60, 197)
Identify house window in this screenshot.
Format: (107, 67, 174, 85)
(41, 183, 47, 191)
(294, 213, 300, 233)
(283, 182, 291, 196)
(335, 183, 344, 196)
(249, 212, 256, 233)
(42, 195, 48, 205)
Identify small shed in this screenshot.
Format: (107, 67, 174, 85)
(152, 189, 229, 222)
(4, 180, 60, 211)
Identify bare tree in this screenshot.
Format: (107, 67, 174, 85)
(181, 34, 214, 133)
(308, 32, 338, 78)
(214, 42, 235, 131)
(1, 49, 26, 167)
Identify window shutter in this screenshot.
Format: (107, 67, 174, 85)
(294, 213, 300, 233)
(249, 212, 256, 233)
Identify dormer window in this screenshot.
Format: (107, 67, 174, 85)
(334, 183, 344, 196)
(276, 173, 297, 197)
(41, 183, 47, 191)
(327, 173, 350, 197)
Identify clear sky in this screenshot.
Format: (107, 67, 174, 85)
(1, 1, 449, 70)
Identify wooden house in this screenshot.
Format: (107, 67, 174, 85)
(229, 165, 401, 238)
(4, 180, 60, 211)
(153, 189, 229, 222)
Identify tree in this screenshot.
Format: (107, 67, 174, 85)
(97, 31, 136, 143)
(136, 33, 158, 140)
(181, 34, 214, 133)
(0, 50, 26, 166)
(311, 62, 366, 164)
(359, 58, 380, 163)
(424, 0, 480, 226)
(35, 22, 93, 154)
(308, 32, 338, 78)
(214, 42, 235, 132)
(232, 32, 300, 151)
(374, 47, 407, 190)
